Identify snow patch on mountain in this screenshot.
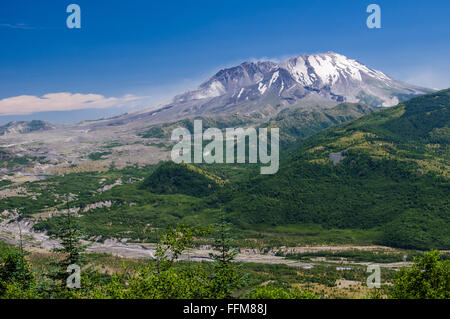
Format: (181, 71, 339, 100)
(93, 52, 434, 126)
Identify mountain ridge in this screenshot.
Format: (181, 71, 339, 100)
(0, 120, 55, 136)
(0, 53, 432, 130)
(89, 52, 432, 128)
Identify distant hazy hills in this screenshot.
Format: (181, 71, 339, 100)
(0, 120, 55, 136)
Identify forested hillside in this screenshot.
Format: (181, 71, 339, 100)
(215, 90, 450, 250)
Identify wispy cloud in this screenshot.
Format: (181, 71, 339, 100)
(403, 68, 450, 90)
(0, 93, 147, 115)
(0, 23, 35, 30)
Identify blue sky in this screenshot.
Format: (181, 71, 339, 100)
(0, 0, 449, 122)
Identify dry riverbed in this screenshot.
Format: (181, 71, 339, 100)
(0, 212, 416, 270)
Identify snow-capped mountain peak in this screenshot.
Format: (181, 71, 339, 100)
(183, 52, 430, 108)
(98, 52, 433, 125)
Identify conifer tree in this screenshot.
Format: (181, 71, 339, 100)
(48, 199, 86, 290)
(0, 219, 35, 297)
(209, 217, 242, 298)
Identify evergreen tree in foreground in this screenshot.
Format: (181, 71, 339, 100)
(48, 201, 86, 292)
(0, 220, 37, 298)
(209, 217, 242, 298)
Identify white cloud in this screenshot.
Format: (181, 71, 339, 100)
(0, 23, 34, 30)
(0, 92, 146, 115)
(402, 68, 450, 90)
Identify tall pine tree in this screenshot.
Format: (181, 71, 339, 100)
(48, 199, 86, 291)
(209, 217, 242, 298)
